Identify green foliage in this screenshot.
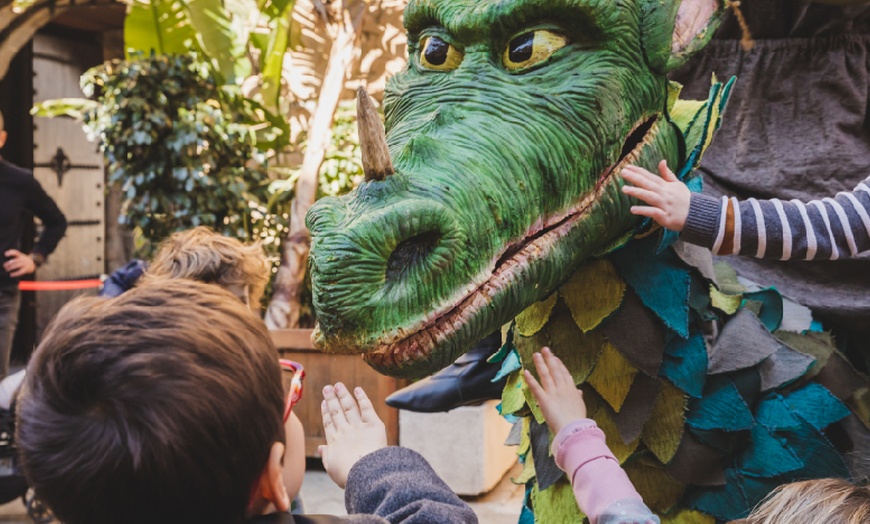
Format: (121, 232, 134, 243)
(269, 100, 365, 208)
(319, 101, 366, 198)
(114, 0, 297, 275)
(253, 0, 295, 111)
(124, 0, 242, 83)
(29, 98, 98, 120)
(124, 0, 199, 58)
(76, 54, 288, 257)
(124, 0, 295, 112)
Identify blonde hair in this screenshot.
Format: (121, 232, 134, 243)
(141, 226, 270, 308)
(743, 478, 870, 524)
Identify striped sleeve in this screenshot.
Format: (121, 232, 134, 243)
(680, 175, 870, 260)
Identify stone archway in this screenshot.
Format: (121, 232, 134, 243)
(0, 0, 121, 80)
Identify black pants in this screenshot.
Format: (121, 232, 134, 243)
(0, 286, 20, 380)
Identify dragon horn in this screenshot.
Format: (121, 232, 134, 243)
(357, 86, 394, 182)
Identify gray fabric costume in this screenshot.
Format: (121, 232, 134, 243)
(248, 447, 478, 524)
(671, 0, 870, 334)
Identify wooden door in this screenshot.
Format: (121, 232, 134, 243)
(31, 33, 105, 339)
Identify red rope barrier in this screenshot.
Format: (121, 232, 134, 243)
(18, 279, 103, 291)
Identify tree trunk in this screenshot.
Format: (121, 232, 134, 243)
(265, 0, 366, 329)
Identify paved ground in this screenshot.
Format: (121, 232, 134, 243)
(0, 462, 525, 523)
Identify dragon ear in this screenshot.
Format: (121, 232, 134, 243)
(641, 0, 724, 74)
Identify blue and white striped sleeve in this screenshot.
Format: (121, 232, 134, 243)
(680, 175, 870, 260)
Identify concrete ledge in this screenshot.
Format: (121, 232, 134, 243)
(399, 400, 518, 496)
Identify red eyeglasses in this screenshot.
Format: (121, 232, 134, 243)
(279, 359, 306, 423)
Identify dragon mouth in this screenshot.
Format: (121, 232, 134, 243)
(363, 115, 662, 372)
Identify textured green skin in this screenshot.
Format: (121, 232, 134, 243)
(308, 0, 708, 378)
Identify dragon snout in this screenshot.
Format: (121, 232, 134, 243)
(387, 229, 442, 280)
(380, 202, 463, 285)
(310, 198, 467, 351)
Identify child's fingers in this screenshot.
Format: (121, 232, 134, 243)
(533, 350, 555, 391)
(541, 347, 572, 390)
(625, 164, 664, 182)
(658, 160, 679, 182)
(630, 206, 667, 223)
(621, 167, 662, 191)
(323, 384, 349, 431)
(333, 382, 362, 425)
(354, 387, 378, 424)
(318, 445, 329, 471)
(558, 366, 577, 391)
(541, 347, 566, 380)
(321, 399, 337, 440)
(523, 369, 546, 403)
(622, 185, 666, 209)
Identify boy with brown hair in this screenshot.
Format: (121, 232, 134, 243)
(16, 280, 477, 524)
(102, 225, 308, 501)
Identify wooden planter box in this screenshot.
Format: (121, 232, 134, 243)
(270, 329, 404, 457)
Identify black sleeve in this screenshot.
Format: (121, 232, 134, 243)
(344, 447, 478, 524)
(26, 177, 67, 258)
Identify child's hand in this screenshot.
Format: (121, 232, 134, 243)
(524, 347, 587, 435)
(319, 382, 388, 489)
(621, 160, 691, 232)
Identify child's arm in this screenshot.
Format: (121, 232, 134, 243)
(525, 348, 659, 524)
(622, 161, 870, 260)
(320, 383, 478, 523)
(319, 383, 388, 489)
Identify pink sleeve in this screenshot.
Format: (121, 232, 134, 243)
(551, 419, 644, 524)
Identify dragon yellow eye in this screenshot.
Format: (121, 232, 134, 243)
(503, 30, 568, 72)
(419, 36, 463, 71)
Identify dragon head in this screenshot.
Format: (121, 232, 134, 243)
(308, 0, 723, 378)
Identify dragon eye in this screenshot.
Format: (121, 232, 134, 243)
(419, 36, 463, 71)
(503, 30, 568, 72)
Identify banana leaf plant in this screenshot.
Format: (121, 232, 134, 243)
(29, 0, 298, 262)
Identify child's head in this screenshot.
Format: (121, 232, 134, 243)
(142, 226, 270, 308)
(742, 478, 870, 524)
(16, 279, 290, 524)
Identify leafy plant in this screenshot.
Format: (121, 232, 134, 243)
(124, 0, 295, 113)
(319, 100, 366, 198)
(73, 54, 288, 257)
(29, 0, 374, 318)
(32, 0, 299, 262)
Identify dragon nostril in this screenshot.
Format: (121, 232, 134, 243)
(386, 231, 443, 281)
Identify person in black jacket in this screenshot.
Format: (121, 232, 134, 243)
(0, 109, 67, 379)
(16, 279, 477, 524)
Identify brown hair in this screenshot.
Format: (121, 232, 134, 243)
(141, 226, 270, 307)
(16, 279, 284, 524)
(743, 478, 870, 524)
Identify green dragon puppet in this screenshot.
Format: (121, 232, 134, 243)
(306, 0, 870, 521)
